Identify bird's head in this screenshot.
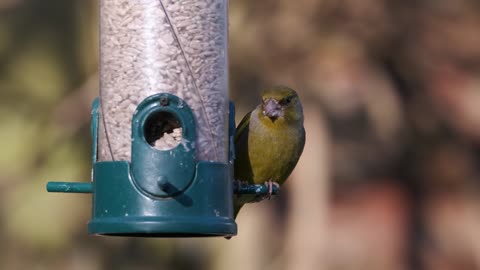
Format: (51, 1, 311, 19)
(260, 86, 303, 124)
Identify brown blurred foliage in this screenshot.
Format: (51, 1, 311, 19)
(1, 0, 480, 269)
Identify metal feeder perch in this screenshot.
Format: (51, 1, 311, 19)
(46, 0, 277, 238)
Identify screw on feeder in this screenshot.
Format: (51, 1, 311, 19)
(160, 96, 169, 106)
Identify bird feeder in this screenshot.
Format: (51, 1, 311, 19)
(46, 0, 277, 237)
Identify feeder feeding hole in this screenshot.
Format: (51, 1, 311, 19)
(144, 111, 182, 151)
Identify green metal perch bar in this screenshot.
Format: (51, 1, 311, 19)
(46, 181, 277, 195)
(46, 182, 93, 193)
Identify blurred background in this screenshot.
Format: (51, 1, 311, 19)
(2, 0, 480, 269)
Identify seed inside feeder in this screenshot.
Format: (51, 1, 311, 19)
(144, 111, 182, 150)
(153, 127, 182, 150)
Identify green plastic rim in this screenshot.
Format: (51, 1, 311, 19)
(88, 216, 236, 237)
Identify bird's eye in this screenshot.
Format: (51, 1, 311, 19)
(282, 97, 292, 105)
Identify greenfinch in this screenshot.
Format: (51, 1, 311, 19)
(233, 86, 305, 218)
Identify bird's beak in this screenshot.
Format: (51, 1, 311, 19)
(263, 98, 282, 120)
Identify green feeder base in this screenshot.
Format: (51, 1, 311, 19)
(87, 160, 236, 237)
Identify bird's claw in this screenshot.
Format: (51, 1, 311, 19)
(262, 180, 280, 201)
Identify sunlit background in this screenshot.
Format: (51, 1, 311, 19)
(2, 0, 480, 269)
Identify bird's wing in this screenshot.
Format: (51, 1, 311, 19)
(233, 110, 257, 216)
(299, 127, 306, 157)
(234, 111, 252, 143)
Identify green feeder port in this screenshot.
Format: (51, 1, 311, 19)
(46, 95, 278, 238)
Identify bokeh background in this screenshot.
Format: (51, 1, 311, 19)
(2, 0, 480, 269)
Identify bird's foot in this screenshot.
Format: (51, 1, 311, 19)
(260, 180, 280, 201)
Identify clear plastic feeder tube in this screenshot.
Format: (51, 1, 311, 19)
(98, 0, 229, 162)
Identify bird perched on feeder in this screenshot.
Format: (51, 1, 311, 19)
(233, 86, 305, 219)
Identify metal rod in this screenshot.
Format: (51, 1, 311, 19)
(47, 181, 278, 196)
(46, 182, 93, 193)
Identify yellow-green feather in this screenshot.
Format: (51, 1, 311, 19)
(233, 87, 305, 218)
